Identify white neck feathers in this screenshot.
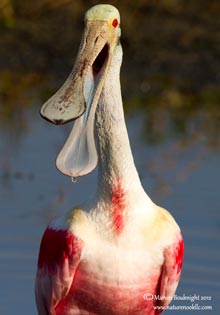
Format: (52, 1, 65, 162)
(95, 44, 149, 207)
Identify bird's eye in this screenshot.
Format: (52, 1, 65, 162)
(112, 19, 118, 28)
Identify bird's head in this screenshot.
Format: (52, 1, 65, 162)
(40, 4, 121, 177)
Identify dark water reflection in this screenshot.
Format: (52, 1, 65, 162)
(0, 106, 220, 314)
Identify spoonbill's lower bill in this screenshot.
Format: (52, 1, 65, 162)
(35, 4, 184, 315)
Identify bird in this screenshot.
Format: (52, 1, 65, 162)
(35, 4, 184, 315)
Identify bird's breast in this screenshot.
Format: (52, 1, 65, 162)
(56, 243, 162, 315)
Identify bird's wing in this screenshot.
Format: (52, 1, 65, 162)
(35, 227, 83, 315)
(156, 235, 184, 309)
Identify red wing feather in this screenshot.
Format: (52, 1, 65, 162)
(35, 227, 83, 315)
(156, 235, 184, 313)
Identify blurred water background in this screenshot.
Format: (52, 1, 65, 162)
(0, 1, 220, 314)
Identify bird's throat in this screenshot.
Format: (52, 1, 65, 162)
(94, 45, 146, 233)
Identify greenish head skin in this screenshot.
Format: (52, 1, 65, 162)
(85, 4, 120, 23)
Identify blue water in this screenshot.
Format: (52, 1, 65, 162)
(0, 107, 219, 314)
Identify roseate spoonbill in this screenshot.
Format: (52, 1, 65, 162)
(35, 4, 184, 315)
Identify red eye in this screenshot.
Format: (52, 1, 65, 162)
(112, 19, 118, 28)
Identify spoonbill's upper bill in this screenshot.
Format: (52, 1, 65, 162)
(35, 4, 184, 315)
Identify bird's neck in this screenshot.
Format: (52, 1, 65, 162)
(94, 45, 151, 224)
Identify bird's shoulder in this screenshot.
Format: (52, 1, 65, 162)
(65, 207, 98, 241)
(49, 207, 90, 230)
(141, 204, 181, 248)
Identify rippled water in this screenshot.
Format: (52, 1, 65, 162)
(0, 107, 219, 314)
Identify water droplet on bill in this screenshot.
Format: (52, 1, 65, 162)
(71, 176, 77, 183)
